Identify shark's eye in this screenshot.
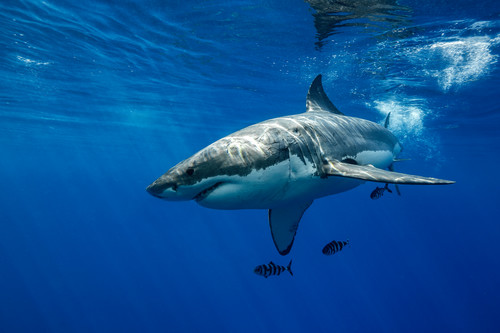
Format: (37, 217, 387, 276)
(186, 168, 194, 176)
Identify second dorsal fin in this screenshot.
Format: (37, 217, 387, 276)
(306, 75, 344, 115)
(384, 112, 391, 128)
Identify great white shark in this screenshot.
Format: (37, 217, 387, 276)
(147, 75, 454, 255)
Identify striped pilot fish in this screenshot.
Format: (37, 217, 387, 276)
(254, 260, 293, 278)
(370, 183, 392, 200)
(322, 240, 349, 255)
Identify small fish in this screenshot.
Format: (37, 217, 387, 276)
(254, 260, 293, 278)
(322, 240, 349, 256)
(370, 183, 392, 200)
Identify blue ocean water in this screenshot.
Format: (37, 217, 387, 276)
(1, 0, 500, 332)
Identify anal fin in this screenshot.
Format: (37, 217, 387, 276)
(269, 201, 312, 256)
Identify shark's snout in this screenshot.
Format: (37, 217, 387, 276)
(146, 180, 176, 198)
(146, 185, 162, 198)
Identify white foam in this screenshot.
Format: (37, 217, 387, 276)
(372, 99, 438, 160)
(373, 99, 425, 138)
(427, 36, 498, 91)
(16, 55, 50, 66)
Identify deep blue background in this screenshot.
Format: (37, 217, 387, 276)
(1, 1, 500, 332)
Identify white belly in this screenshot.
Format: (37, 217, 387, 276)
(280, 154, 364, 204)
(196, 159, 291, 209)
(196, 151, 392, 210)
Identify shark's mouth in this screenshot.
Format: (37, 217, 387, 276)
(194, 182, 224, 202)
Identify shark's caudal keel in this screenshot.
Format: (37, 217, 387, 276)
(147, 75, 454, 255)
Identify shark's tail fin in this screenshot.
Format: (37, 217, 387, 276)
(287, 260, 293, 276)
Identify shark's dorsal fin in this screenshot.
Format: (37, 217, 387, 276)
(306, 75, 344, 115)
(322, 159, 455, 185)
(269, 201, 312, 256)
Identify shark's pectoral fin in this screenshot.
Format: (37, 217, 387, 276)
(322, 160, 455, 185)
(269, 201, 312, 256)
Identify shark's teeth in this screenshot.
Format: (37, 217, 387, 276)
(194, 182, 224, 201)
